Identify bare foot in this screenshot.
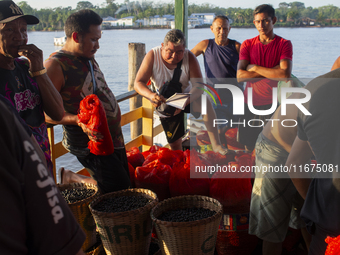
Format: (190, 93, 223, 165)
(213, 145, 229, 155)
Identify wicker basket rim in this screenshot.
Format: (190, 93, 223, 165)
(89, 188, 158, 217)
(86, 242, 103, 255)
(150, 195, 223, 227)
(58, 183, 99, 205)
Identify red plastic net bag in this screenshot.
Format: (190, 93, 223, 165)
(210, 168, 252, 213)
(77, 94, 114, 156)
(135, 159, 172, 201)
(325, 235, 340, 255)
(126, 147, 145, 168)
(157, 147, 183, 167)
(200, 150, 236, 166)
(142, 145, 161, 159)
(169, 149, 210, 197)
(210, 160, 257, 255)
(142, 147, 183, 167)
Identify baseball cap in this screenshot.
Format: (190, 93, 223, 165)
(0, 1, 39, 24)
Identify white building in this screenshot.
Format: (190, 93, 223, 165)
(190, 13, 215, 24)
(103, 16, 134, 27)
(102, 16, 118, 26)
(142, 15, 174, 26)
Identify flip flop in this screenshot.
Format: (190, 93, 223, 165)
(58, 167, 65, 184)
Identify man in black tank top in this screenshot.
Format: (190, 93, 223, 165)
(191, 15, 242, 146)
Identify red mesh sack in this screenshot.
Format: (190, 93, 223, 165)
(325, 235, 340, 255)
(77, 94, 114, 156)
(209, 163, 252, 213)
(149, 145, 161, 153)
(142, 145, 161, 158)
(157, 147, 183, 167)
(143, 147, 184, 167)
(135, 159, 171, 201)
(126, 147, 145, 168)
(200, 150, 236, 165)
(235, 153, 252, 168)
(143, 153, 158, 166)
(169, 149, 210, 197)
(225, 128, 245, 151)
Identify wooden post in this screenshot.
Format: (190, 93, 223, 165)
(128, 43, 145, 140)
(175, 0, 188, 47)
(142, 96, 154, 152)
(47, 126, 57, 182)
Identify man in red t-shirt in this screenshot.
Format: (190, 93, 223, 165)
(237, 4, 292, 151)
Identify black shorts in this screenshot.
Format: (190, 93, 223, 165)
(160, 104, 200, 144)
(238, 103, 274, 149)
(77, 148, 131, 194)
(160, 110, 186, 144)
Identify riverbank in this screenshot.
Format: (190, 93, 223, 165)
(29, 23, 340, 32)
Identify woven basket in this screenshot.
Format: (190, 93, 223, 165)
(58, 183, 99, 251)
(89, 188, 158, 255)
(86, 243, 104, 255)
(151, 195, 223, 255)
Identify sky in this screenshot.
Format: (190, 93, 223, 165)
(15, 0, 340, 10)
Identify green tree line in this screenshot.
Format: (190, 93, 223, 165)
(16, 0, 340, 31)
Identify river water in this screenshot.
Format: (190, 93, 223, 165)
(27, 27, 340, 175)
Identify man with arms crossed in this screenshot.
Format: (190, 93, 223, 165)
(191, 15, 242, 146)
(134, 29, 226, 154)
(237, 4, 293, 151)
(45, 10, 131, 193)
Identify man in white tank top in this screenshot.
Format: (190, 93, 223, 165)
(135, 29, 227, 154)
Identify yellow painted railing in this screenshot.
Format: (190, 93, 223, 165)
(47, 90, 164, 181)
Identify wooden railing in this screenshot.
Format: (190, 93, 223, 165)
(47, 90, 164, 181)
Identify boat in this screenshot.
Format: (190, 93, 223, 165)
(54, 36, 66, 46)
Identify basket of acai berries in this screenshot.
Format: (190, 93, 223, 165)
(150, 195, 223, 255)
(58, 183, 99, 251)
(89, 188, 158, 255)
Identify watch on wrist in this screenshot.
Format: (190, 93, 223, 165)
(29, 68, 47, 77)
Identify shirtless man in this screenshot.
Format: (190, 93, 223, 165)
(249, 92, 311, 255)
